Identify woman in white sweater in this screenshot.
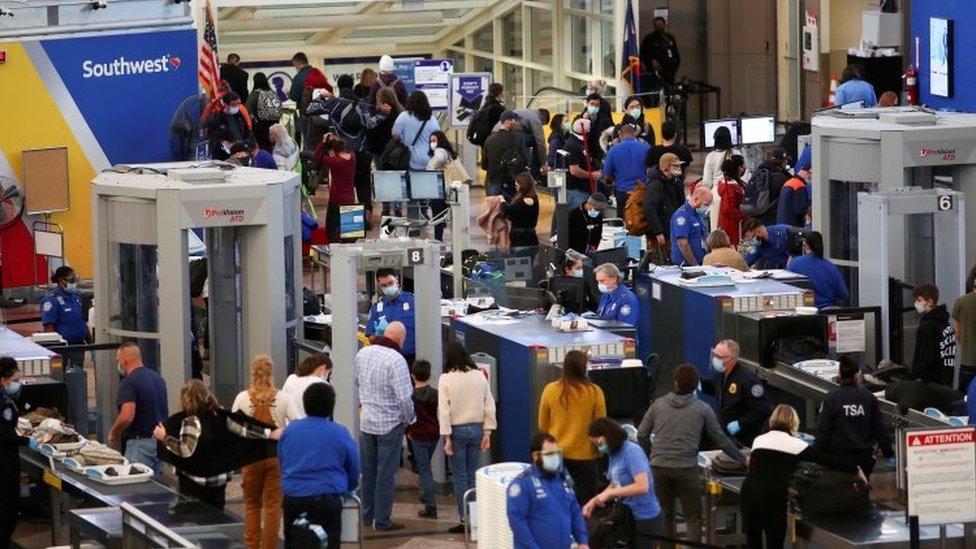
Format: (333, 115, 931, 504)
(701, 125, 739, 231)
(231, 354, 301, 549)
(280, 353, 332, 417)
(438, 342, 497, 533)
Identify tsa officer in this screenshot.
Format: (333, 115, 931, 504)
(741, 218, 796, 270)
(1, 357, 39, 546)
(41, 266, 89, 369)
(594, 263, 638, 325)
(365, 268, 417, 364)
(670, 187, 712, 266)
(506, 432, 590, 549)
(704, 339, 772, 446)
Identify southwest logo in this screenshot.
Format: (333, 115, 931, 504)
(82, 54, 180, 79)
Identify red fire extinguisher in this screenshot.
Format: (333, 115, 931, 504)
(904, 65, 918, 105)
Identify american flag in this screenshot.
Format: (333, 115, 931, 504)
(198, 0, 220, 98)
(620, 0, 640, 94)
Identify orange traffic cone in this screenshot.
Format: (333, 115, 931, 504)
(826, 75, 838, 106)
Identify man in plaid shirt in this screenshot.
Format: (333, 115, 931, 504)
(355, 321, 416, 531)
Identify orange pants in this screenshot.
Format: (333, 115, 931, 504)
(242, 457, 283, 549)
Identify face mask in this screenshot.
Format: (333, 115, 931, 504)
(572, 269, 584, 278)
(596, 442, 610, 455)
(711, 357, 725, 373)
(696, 205, 710, 217)
(117, 363, 125, 377)
(66, 282, 78, 292)
(382, 284, 400, 299)
(598, 283, 611, 294)
(323, 372, 332, 383)
(914, 301, 928, 314)
(587, 106, 600, 116)
(430, 141, 438, 151)
(628, 108, 642, 120)
(670, 168, 683, 177)
(562, 122, 571, 134)
(222, 143, 232, 153)
(587, 208, 600, 218)
(5, 381, 21, 396)
(228, 106, 240, 115)
(541, 452, 562, 473)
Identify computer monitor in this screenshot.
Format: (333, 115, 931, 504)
(589, 246, 630, 272)
(338, 205, 366, 239)
(740, 115, 776, 145)
(409, 170, 446, 200)
(548, 275, 587, 314)
(373, 171, 408, 202)
(702, 118, 740, 148)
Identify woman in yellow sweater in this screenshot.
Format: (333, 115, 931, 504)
(538, 350, 607, 505)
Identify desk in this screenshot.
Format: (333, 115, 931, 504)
(452, 313, 636, 461)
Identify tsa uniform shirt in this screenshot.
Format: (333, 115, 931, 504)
(669, 202, 706, 265)
(365, 291, 416, 357)
(597, 285, 639, 325)
(506, 468, 589, 549)
(40, 288, 88, 344)
(709, 364, 772, 446)
(744, 224, 793, 269)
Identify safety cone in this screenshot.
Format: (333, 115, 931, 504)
(826, 75, 838, 106)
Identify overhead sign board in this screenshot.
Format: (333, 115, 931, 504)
(905, 427, 976, 525)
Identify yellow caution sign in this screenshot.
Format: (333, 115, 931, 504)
(43, 469, 62, 491)
(707, 479, 721, 496)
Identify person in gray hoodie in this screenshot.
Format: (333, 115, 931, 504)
(636, 363, 745, 548)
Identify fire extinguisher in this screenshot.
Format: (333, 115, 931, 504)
(904, 65, 918, 105)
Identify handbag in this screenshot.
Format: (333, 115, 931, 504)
(443, 158, 472, 184)
(587, 500, 634, 549)
(379, 118, 428, 170)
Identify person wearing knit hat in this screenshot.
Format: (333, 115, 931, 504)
(368, 54, 409, 111)
(643, 152, 686, 258)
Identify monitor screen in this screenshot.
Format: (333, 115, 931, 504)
(373, 171, 408, 202)
(702, 118, 740, 148)
(409, 170, 446, 200)
(548, 275, 587, 314)
(589, 246, 630, 272)
(740, 115, 776, 145)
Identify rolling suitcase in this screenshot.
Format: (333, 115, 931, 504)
(791, 463, 869, 515)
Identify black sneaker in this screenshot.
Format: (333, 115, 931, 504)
(448, 523, 466, 534)
(417, 507, 438, 519)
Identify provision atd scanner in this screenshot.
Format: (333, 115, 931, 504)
(91, 165, 302, 422)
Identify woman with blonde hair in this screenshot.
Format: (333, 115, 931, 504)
(538, 350, 606, 505)
(703, 229, 749, 271)
(741, 404, 866, 549)
(232, 354, 300, 549)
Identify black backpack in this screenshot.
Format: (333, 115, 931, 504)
(792, 463, 870, 515)
(498, 146, 527, 182)
(466, 106, 495, 146)
(741, 166, 772, 216)
(379, 118, 428, 170)
(586, 500, 634, 549)
(256, 89, 282, 122)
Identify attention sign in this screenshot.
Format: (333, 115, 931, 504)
(905, 427, 976, 525)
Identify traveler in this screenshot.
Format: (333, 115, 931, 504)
(245, 72, 279, 151)
(603, 123, 651, 212)
(204, 92, 252, 160)
(704, 339, 772, 446)
(466, 82, 505, 148)
(365, 87, 402, 160)
(107, 342, 168, 477)
(637, 363, 745, 546)
(952, 267, 976, 391)
(601, 96, 656, 150)
(716, 154, 748, 245)
(425, 130, 457, 241)
(281, 353, 331, 418)
(507, 432, 590, 549)
(703, 230, 748, 272)
(563, 118, 602, 209)
(701, 126, 738, 231)
(407, 360, 439, 519)
(501, 172, 540, 248)
(834, 65, 877, 108)
(538, 350, 607, 505)
(269, 123, 299, 172)
(786, 231, 849, 308)
(354, 68, 376, 99)
(911, 283, 956, 386)
(547, 113, 571, 170)
(646, 120, 692, 175)
(315, 133, 357, 243)
(584, 418, 665, 549)
(581, 91, 613, 164)
(482, 110, 530, 200)
(220, 53, 249, 102)
(367, 55, 409, 112)
(231, 355, 300, 549)
(438, 342, 497, 534)
(644, 152, 685, 260)
(754, 148, 792, 225)
(507, 108, 549, 177)
(392, 91, 442, 171)
(669, 186, 712, 266)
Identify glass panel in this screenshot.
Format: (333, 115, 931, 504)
(528, 69, 554, 99)
(501, 9, 523, 58)
(473, 56, 493, 74)
(284, 235, 296, 323)
(473, 22, 493, 53)
(566, 0, 591, 10)
(529, 7, 553, 65)
(109, 242, 161, 370)
(828, 180, 878, 261)
(502, 64, 524, 107)
(600, 19, 615, 78)
(446, 52, 465, 73)
(569, 15, 591, 74)
(598, 0, 614, 15)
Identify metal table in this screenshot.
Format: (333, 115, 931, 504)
(69, 507, 122, 549)
(702, 472, 746, 547)
(795, 510, 969, 548)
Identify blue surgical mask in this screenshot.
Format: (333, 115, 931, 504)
(598, 283, 611, 294)
(541, 452, 563, 473)
(628, 108, 642, 120)
(382, 284, 400, 299)
(5, 381, 21, 396)
(587, 105, 600, 116)
(572, 269, 584, 278)
(66, 282, 78, 292)
(562, 122, 571, 134)
(117, 363, 125, 377)
(711, 357, 725, 373)
(596, 442, 610, 454)
(696, 205, 710, 217)
(587, 208, 600, 218)
(228, 106, 240, 115)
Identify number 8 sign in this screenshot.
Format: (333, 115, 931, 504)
(407, 248, 424, 265)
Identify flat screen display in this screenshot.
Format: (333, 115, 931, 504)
(929, 18, 953, 98)
(740, 115, 776, 145)
(373, 171, 409, 202)
(408, 170, 446, 200)
(702, 118, 740, 148)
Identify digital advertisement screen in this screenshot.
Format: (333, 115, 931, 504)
(929, 17, 953, 98)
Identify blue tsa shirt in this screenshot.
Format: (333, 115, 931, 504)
(603, 137, 651, 194)
(280, 417, 361, 497)
(365, 291, 416, 356)
(41, 288, 88, 344)
(787, 254, 850, 309)
(597, 285, 639, 325)
(506, 467, 589, 549)
(669, 202, 706, 265)
(745, 224, 793, 269)
(609, 440, 661, 520)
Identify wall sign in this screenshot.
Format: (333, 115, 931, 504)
(448, 72, 491, 129)
(905, 427, 976, 525)
(929, 18, 953, 98)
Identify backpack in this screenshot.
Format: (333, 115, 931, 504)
(466, 105, 494, 146)
(256, 89, 282, 122)
(792, 463, 870, 516)
(740, 166, 772, 216)
(623, 181, 649, 236)
(378, 119, 427, 171)
(586, 500, 634, 549)
(498, 146, 526, 183)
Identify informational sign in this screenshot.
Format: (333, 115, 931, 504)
(393, 59, 417, 93)
(834, 318, 866, 354)
(929, 18, 953, 98)
(448, 72, 491, 128)
(413, 59, 453, 110)
(653, 7, 669, 20)
(905, 427, 976, 525)
(802, 12, 819, 72)
(338, 205, 365, 239)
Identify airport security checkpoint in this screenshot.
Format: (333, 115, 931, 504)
(3, 2, 976, 548)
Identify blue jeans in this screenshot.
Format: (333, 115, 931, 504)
(412, 439, 437, 508)
(359, 424, 404, 529)
(449, 423, 483, 519)
(124, 438, 161, 480)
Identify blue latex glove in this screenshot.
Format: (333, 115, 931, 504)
(883, 457, 896, 470)
(375, 317, 389, 336)
(727, 421, 741, 436)
(28, 437, 39, 451)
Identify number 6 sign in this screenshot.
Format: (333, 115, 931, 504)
(937, 195, 954, 212)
